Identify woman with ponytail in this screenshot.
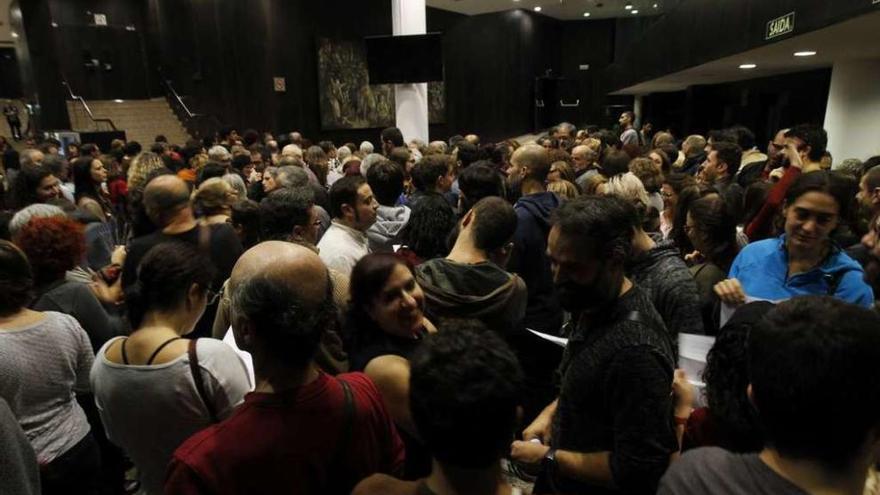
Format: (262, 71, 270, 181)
(90, 241, 250, 495)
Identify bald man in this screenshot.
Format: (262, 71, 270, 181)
(504, 144, 564, 425)
(165, 242, 405, 495)
(122, 175, 243, 338)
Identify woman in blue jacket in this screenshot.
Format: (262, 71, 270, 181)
(714, 171, 873, 308)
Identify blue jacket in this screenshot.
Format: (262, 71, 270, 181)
(730, 236, 873, 308)
(509, 191, 563, 333)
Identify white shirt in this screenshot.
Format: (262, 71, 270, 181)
(317, 220, 371, 277)
(90, 337, 251, 495)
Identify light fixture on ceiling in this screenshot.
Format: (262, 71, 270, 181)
(533, 5, 542, 11)
(114, 99, 124, 103)
(631, 9, 639, 14)
(794, 50, 817, 57)
(11, 32, 19, 38)
(739, 63, 757, 69)
(625, 2, 633, 10)
(653, 3, 658, 7)
(583, 12, 591, 17)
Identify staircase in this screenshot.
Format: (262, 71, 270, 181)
(66, 98, 191, 146)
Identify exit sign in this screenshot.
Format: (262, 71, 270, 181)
(766, 12, 795, 40)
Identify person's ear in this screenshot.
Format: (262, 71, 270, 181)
(872, 188, 880, 204)
(291, 224, 306, 241)
(187, 283, 203, 310)
(341, 202, 355, 219)
(746, 383, 758, 411)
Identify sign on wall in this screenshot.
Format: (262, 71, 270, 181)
(273, 77, 286, 92)
(93, 13, 107, 26)
(766, 12, 795, 40)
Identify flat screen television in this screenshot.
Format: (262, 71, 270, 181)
(365, 33, 443, 84)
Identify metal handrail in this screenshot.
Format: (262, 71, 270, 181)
(157, 70, 222, 139)
(163, 77, 198, 119)
(61, 80, 117, 131)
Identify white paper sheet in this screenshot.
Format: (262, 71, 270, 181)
(223, 328, 256, 390)
(526, 328, 569, 347)
(678, 333, 716, 408)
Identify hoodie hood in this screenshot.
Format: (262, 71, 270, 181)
(515, 191, 561, 232)
(367, 205, 411, 252)
(416, 258, 527, 336)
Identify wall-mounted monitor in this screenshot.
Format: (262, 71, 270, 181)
(365, 33, 443, 84)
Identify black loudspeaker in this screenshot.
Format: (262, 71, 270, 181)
(534, 76, 581, 132)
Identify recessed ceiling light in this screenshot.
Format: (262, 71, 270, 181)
(583, 12, 591, 17)
(11, 32, 18, 38)
(533, 6, 541, 11)
(513, 0, 520, 2)
(114, 99, 124, 103)
(631, 10, 639, 14)
(625, 2, 633, 10)
(653, 3, 659, 7)
(739, 63, 757, 69)
(794, 51, 817, 57)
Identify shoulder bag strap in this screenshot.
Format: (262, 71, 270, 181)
(188, 339, 220, 423)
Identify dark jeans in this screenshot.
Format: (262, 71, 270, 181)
(6, 119, 21, 140)
(40, 432, 102, 495)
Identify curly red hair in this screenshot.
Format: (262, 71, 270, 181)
(14, 216, 85, 286)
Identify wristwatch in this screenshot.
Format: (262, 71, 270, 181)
(542, 447, 558, 477)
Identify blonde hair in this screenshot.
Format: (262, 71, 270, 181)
(192, 177, 236, 216)
(549, 161, 577, 184)
(547, 180, 580, 201)
(127, 152, 165, 192)
(189, 153, 209, 173)
(581, 173, 608, 196)
(583, 138, 602, 153)
(604, 172, 649, 210)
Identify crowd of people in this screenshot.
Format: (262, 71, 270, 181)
(1, 117, 880, 495)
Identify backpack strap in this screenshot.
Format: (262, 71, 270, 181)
(188, 339, 219, 423)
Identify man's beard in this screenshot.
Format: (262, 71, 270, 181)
(555, 269, 624, 314)
(506, 176, 523, 203)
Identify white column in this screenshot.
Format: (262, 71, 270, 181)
(633, 94, 644, 129)
(824, 59, 880, 163)
(391, 0, 429, 144)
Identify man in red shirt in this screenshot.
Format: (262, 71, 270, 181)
(165, 241, 405, 494)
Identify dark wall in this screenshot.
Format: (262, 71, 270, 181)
(0, 48, 23, 98)
(433, 9, 562, 141)
(146, 0, 400, 146)
(47, 0, 151, 100)
(641, 68, 832, 145)
(607, 0, 877, 92)
(145, 1, 614, 144)
(15, 0, 69, 129)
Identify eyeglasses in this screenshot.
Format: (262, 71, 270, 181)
(206, 288, 223, 306)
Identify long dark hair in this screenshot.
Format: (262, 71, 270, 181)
(126, 241, 215, 329)
(0, 240, 34, 316)
(664, 173, 699, 254)
(72, 157, 103, 202)
(344, 253, 415, 355)
(10, 165, 54, 209)
(687, 193, 739, 272)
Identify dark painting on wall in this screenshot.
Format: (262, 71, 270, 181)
(317, 38, 445, 130)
